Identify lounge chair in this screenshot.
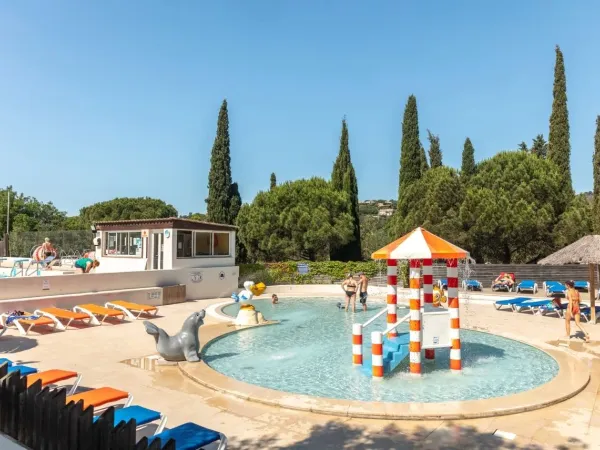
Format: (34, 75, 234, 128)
(0, 311, 65, 336)
(0, 357, 12, 366)
(73, 304, 126, 323)
(538, 301, 568, 318)
(436, 278, 448, 289)
(148, 422, 228, 450)
(8, 365, 38, 376)
(493, 297, 531, 311)
(67, 387, 133, 409)
(574, 281, 590, 292)
(34, 307, 100, 328)
(580, 306, 600, 323)
(105, 301, 158, 320)
(492, 272, 516, 292)
(543, 281, 567, 296)
(514, 298, 553, 313)
(26, 369, 82, 395)
(516, 280, 538, 294)
(95, 405, 167, 435)
(462, 279, 482, 291)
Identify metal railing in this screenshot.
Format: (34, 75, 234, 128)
(381, 312, 411, 336)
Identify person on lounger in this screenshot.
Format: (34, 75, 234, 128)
(74, 257, 99, 274)
(564, 280, 590, 343)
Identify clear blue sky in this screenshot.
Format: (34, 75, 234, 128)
(2, 1, 600, 216)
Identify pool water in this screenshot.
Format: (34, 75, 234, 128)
(203, 298, 559, 403)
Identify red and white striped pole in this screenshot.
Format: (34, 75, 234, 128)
(409, 259, 422, 375)
(386, 259, 398, 338)
(422, 258, 435, 361)
(352, 323, 363, 365)
(447, 258, 461, 373)
(371, 331, 384, 378)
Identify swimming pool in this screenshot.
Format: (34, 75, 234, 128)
(203, 297, 559, 403)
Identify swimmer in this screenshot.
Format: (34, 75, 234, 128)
(272, 294, 279, 304)
(341, 273, 358, 313)
(357, 272, 369, 312)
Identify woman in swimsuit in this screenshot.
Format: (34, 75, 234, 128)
(341, 273, 358, 313)
(564, 280, 590, 342)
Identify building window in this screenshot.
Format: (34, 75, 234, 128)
(194, 232, 211, 256)
(213, 232, 230, 256)
(104, 232, 143, 257)
(177, 230, 193, 258)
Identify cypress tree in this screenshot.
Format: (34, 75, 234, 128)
(206, 99, 240, 224)
(461, 137, 476, 179)
(518, 142, 528, 152)
(330, 119, 362, 261)
(548, 45, 573, 194)
(594, 116, 600, 233)
(531, 134, 548, 158)
(420, 145, 429, 175)
(398, 95, 422, 215)
(270, 173, 277, 190)
(427, 130, 443, 168)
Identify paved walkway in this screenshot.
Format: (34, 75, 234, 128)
(1, 295, 599, 449)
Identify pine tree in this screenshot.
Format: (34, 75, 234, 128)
(594, 116, 600, 233)
(518, 141, 528, 152)
(270, 173, 277, 190)
(461, 137, 476, 179)
(548, 45, 573, 194)
(531, 134, 548, 158)
(330, 119, 362, 261)
(398, 95, 422, 215)
(206, 99, 240, 224)
(420, 145, 429, 175)
(427, 130, 443, 168)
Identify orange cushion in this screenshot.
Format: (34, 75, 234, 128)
(19, 312, 55, 326)
(111, 301, 157, 312)
(67, 387, 129, 409)
(40, 307, 89, 320)
(77, 304, 124, 317)
(27, 369, 77, 387)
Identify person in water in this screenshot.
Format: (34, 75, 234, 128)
(271, 294, 279, 304)
(564, 280, 590, 342)
(341, 273, 358, 313)
(357, 272, 369, 312)
(74, 257, 100, 274)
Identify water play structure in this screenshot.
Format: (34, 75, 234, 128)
(352, 227, 469, 378)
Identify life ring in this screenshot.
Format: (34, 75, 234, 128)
(32, 245, 57, 262)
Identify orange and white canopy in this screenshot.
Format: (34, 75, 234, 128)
(372, 227, 469, 260)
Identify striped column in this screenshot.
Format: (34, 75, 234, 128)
(371, 331, 384, 378)
(409, 259, 422, 375)
(447, 258, 461, 373)
(352, 323, 363, 365)
(423, 258, 435, 360)
(386, 259, 398, 338)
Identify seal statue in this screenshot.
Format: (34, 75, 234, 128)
(143, 310, 206, 362)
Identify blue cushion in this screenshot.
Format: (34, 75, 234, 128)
(149, 422, 221, 450)
(94, 405, 161, 427)
(494, 297, 530, 306)
(0, 358, 13, 367)
(518, 280, 535, 287)
(8, 365, 38, 376)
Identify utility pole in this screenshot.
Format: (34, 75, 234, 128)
(6, 188, 10, 236)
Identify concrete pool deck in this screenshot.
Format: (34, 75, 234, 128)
(1, 288, 600, 448)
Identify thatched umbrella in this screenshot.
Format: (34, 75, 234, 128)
(538, 235, 600, 323)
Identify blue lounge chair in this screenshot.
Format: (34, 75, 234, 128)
(95, 405, 167, 435)
(538, 301, 568, 318)
(148, 422, 228, 450)
(514, 298, 553, 313)
(437, 278, 448, 289)
(580, 306, 600, 323)
(516, 280, 538, 294)
(544, 281, 567, 296)
(7, 365, 38, 376)
(462, 279, 482, 291)
(0, 357, 12, 366)
(574, 281, 590, 292)
(493, 297, 531, 311)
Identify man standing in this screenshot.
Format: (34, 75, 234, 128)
(358, 272, 369, 312)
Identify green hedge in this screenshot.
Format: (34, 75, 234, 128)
(239, 261, 408, 286)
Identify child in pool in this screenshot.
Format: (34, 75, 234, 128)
(272, 294, 279, 304)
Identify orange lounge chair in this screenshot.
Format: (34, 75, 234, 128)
(27, 369, 82, 395)
(0, 311, 64, 336)
(73, 304, 126, 323)
(34, 307, 100, 328)
(67, 387, 133, 409)
(104, 300, 158, 320)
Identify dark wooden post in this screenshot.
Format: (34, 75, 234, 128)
(590, 263, 597, 324)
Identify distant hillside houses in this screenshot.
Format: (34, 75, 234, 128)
(359, 199, 397, 217)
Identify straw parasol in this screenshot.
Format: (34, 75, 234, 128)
(538, 235, 600, 324)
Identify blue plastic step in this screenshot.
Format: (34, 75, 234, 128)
(359, 332, 411, 377)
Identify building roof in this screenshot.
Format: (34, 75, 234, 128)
(94, 217, 237, 232)
(537, 235, 600, 265)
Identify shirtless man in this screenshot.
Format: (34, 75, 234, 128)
(358, 272, 369, 311)
(341, 273, 358, 312)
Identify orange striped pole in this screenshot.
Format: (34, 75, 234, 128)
(386, 259, 398, 338)
(371, 331, 384, 378)
(423, 258, 435, 360)
(352, 323, 363, 365)
(409, 259, 422, 375)
(447, 258, 461, 373)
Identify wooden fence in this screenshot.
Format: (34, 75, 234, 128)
(0, 363, 174, 450)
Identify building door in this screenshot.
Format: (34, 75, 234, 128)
(152, 232, 164, 270)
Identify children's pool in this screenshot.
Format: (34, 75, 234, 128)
(202, 298, 559, 403)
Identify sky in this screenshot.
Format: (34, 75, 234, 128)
(1, 1, 600, 216)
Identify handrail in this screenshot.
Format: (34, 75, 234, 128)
(381, 312, 411, 336)
(362, 306, 388, 328)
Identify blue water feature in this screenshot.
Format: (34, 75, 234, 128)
(205, 297, 559, 403)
